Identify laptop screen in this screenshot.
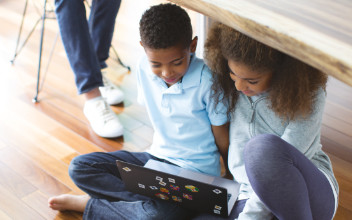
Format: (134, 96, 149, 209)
(116, 159, 239, 217)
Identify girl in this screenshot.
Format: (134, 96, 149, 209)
(197, 22, 339, 220)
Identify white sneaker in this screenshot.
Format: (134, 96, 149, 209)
(99, 75, 124, 105)
(83, 98, 123, 138)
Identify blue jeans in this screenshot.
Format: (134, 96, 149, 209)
(69, 150, 192, 220)
(55, 0, 121, 94)
(193, 134, 335, 220)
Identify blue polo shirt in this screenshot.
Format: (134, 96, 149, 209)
(136, 54, 228, 176)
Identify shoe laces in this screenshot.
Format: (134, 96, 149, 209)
(102, 75, 117, 91)
(95, 99, 116, 123)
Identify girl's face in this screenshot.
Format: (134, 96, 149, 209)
(228, 60, 273, 96)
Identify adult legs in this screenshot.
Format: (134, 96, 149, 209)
(89, 0, 121, 69)
(55, 0, 106, 94)
(88, 0, 125, 106)
(55, 0, 124, 138)
(244, 134, 335, 220)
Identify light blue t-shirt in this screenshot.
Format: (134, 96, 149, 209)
(136, 54, 228, 176)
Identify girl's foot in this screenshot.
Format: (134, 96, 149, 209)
(48, 194, 90, 212)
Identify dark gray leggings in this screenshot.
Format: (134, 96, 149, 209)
(244, 134, 336, 220)
(193, 134, 336, 220)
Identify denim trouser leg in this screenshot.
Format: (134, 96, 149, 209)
(84, 197, 191, 220)
(69, 151, 191, 220)
(244, 134, 335, 220)
(89, 0, 121, 68)
(54, 0, 121, 94)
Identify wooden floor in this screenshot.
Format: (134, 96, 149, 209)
(0, 0, 351, 219)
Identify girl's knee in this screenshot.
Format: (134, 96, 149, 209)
(244, 134, 281, 160)
(246, 134, 281, 149)
(244, 134, 291, 174)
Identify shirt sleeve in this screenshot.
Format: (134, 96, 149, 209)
(202, 66, 229, 126)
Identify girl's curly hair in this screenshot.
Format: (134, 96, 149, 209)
(204, 22, 328, 120)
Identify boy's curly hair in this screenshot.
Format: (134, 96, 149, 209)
(204, 22, 328, 120)
(139, 3, 193, 49)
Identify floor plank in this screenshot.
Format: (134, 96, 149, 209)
(0, 161, 37, 198)
(0, 147, 71, 197)
(22, 190, 62, 220)
(328, 154, 352, 217)
(0, 185, 45, 220)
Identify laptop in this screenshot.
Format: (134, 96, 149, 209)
(116, 159, 240, 217)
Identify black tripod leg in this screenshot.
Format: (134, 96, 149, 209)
(33, 0, 48, 103)
(110, 45, 131, 71)
(11, 0, 29, 63)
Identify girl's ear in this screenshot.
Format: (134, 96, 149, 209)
(190, 36, 198, 53)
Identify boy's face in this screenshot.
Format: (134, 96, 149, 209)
(142, 38, 197, 87)
(228, 60, 273, 97)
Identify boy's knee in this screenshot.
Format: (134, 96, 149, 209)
(68, 154, 90, 178)
(68, 156, 80, 178)
(68, 152, 110, 179)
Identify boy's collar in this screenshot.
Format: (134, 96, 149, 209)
(181, 54, 202, 89)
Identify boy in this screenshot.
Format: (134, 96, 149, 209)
(48, 4, 229, 219)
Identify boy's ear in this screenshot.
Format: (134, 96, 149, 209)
(190, 36, 198, 53)
(139, 41, 143, 47)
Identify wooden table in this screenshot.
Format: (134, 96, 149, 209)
(168, 0, 352, 86)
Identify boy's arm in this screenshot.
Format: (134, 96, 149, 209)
(211, 122, 232, 179)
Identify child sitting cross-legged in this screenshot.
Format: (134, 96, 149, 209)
(48, 4, 229, 220)
(193, 22, 339, 220)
